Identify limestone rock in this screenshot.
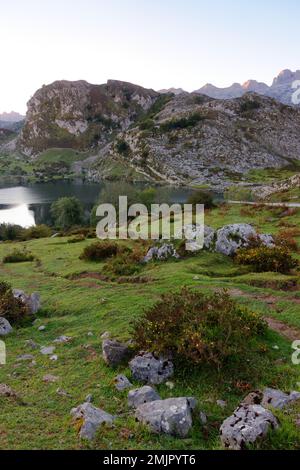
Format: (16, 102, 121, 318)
(262, 388, 300, 410)
(135, 397, 196, 438)
(215, 223, 274, 256)
(220, 404, 279, 450)
(70, 402, 115, 440)
(102, 339, 131, 367)
(0, 317, 13, 336)
(114, 374, 132, 392)
(128, 386, 160, 408)
(13, 289, 41, 315)
(129, 352, 174, 384)
(143, 244, 179, 263)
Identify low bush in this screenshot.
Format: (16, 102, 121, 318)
(105, 249, 142, 277)
(0, 281, 31, 325)
(3, 249, 35, 263)
(236, 245, 298, 274)
(187, 190, 216, 209)
(274, 228, 300, 252)
(67, 234, 86, 243)
(132, 288, 267, 368)
(160, 112, 204, 132)
(22, 224, 52, 240)
(79, 241, 122, 261)
(0, 223, 23, 241)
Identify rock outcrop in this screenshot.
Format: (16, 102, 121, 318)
(128, 386, 161, 408)
(135, 397, 196, 438)
(0, 318, 13, 336)
(129, 352, 174, 384)
(70, 402, 115, 440)
(102, 339, 131, 367)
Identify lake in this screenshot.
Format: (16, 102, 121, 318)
(0, 180, 196, 227)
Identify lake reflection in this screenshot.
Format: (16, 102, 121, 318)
(0, 180, 195, 227)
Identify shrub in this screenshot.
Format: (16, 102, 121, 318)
(161, 112, 204, 132)
(187, 190, 215, 209)
(0, 281, 31, 325)
(50, 197, 83, 230)
(67, 234, 86, 243)
(240, 100, 261, 113)
(79, 241, 121, 261)
(236, 246, 298, 274)
(132, 288, 266, 367)
(116, 139, 130, 155)
(105, 249, 142, 277)
(22, 224, 52, 240)
(0, 223, 23, 241)
(3, 249, 35, 263)
(274, 228, 300, 252)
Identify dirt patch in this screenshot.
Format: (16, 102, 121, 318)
(67, 272, 109, 281)
(264, 317, 300, 342)
(247, 279, 298, 291)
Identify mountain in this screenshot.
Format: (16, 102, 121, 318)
(0, 111, 25, 122)
(195, 69, 300, 105)
(158, 88, 187, 95)
(19, 80, 159, 156)
(18, 79, 300, 186)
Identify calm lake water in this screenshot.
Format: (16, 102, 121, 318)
(0, 180, 196, 227)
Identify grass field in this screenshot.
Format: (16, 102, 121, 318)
(0, 203, 299, 450)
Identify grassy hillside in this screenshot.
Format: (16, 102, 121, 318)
(0, 203, 299, 450)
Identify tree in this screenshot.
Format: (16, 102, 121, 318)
(187, 190, 215, 210)
(50, 197, 83, 229)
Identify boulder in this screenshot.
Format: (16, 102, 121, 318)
(102, 339, 131, 367)
(220, 404, 279, 450)
(0, 317, 13, 336)
(182, 224, 216, 252)
(143, 244, 179, 263)
(135, 397, 196, 438)
(215, 223, 274, 256)
(128, 386, 160, 408)
(0, 384, 17, 397)
(70, 402, 115, 440)
(13, 289, 41, 315)
(40, 346, 55, 356)
(114, 374, 132, 391)
(261, 388, 300, 410)
(129, 352, 174, 385)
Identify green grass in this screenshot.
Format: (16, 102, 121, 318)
(0, 203, 299, 449)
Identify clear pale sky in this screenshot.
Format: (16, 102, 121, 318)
(1, 0, 300, 114)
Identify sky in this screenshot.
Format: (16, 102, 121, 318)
(1, 0, 300, 114)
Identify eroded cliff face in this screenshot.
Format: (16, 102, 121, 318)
(19, 80, 159, 156)
(89, 92, 300, 186)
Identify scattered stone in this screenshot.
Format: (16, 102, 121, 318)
(143, 244, 179, 263)
(87, 331, 93, 337)
(102, 339, 131, 367)
(193, 276, 200, 281)
(220, 404, 279, 450)
(273, 345, 280, 350)
(85, 394, 93, 403)
(50, 355, 58, 361)
(241, 390, 263, 406)
(25, 339, 38, 350)
(38, 325, 46, 332)
(128, 386, 161, 408)
(53, 335, 72, 344)
(0, 383, 17, 397)
(43, 374, 59, 383)
(0, 317, 13, 336)
(216, 400, 227, 409)
(129, 352, 174, 385)
(262, 388, 300, 410)
(101, 331, 110, 339)
(114, 374, 132, 391)
(40, 346, 55, 356)
(70, 402, 115, 440)
(215, 223, 274, 257)
(199, 411, 208, 425)
(12, 289, 41, 315)
(16, 354, 34, 362)
(165, 381, 175, 390)
(57, 388, 72, 398)
(135, 397, 196, 438)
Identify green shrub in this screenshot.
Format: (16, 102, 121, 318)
(50, 197, 83, 229)
(0, 223, 23, 241)
(236, 246, 298, 274)
(22, 224, 52, 240)
(161, 112, 204, 132)
(132, 288, 266, 367)
(0, 281, 31, 325)
(240, 100, 261, 113)
(116, 139, 130, 155)
(105, 250, 142, 277)
(187, 190, 216, 209)
(79, 241, 121, 261)
(3, 249, 35, 263)
(67, 234, 86, 243)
